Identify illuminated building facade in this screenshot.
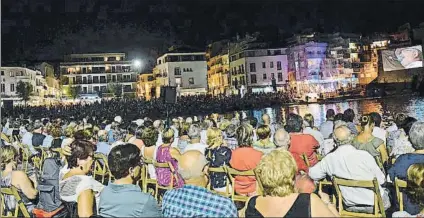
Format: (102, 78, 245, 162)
(137, 73, 156, 100)
(206, 41, 231, 95)
(60, 53, 139, 97)
(153, 50, 207, 97)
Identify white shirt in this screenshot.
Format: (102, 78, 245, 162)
(319, 120, 334, 139)
(372, 126, 387, 145)
(304, 127, 324, 147)
(183, 142, 208, 155)
(309, 144, 386, 206)
(200, 130, 208, 145)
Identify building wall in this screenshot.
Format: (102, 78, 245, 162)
(154, 52, 207, 97)
(60, 53, 139, 96)
(207, 54, 230, 95)
(137, 73, 155, 100)
(245, 55, 289, 88)
(0, 67, 47, 99)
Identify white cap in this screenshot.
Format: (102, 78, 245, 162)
(133, 119, 144, 127)
(114, 116, 122, 123)
(193, 116, 198, 122)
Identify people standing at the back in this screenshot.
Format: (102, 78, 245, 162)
(285, 113, 319, 173)
(320, 109, 335, 139)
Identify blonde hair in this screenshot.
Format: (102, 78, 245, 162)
(255, 150, 297, 197)
(0, 146, 17, 169)
(236, 123, 253, 147)
(162, 128, 175, 144)
(406, 163, 424, 207)
(256, 125, 271, 140)
(207, 127, 223, 149)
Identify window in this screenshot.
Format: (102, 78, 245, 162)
(271, 73, 275, 79)
(175, 67, 181, 75)
(249, 63, 256, 72)
(277, 61, 282, 70)
(250, 74, 257, 84)
(10, 84, 15, 92)
(1, 71, 4, 76)
(189, 77, 194, 85)
(10, 72, 15, 77)
(1, 84, 5, 92)
(270, 62, 274, 68)
(263, 74, 267, 80)
(262, 62, 266, 68)
(278, 73, 283, 82)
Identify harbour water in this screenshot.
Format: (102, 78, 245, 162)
(245, 95, 424, 126)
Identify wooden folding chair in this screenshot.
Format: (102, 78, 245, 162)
(92, 153, 112, 184)
(33, 147, 48, 171)
(318, 179, 336, 203)
(374, 156, 385, 174)
(332, 177, 386, 217)
(16, 143, 31, 173)
(225, 166, 258, 203)
(301, 153, 310, 167)
(141, 159, 157, 196)
(394, 177, 407, 211)
(207, 166, 231, 197)
(153, 161, 179, 201)
(1, 187, 31, 218)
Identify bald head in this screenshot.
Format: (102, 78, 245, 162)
(262, 114, 270, 125)
(333, 125, 352, 146)
(273, 128, 290, 150)
(178, 151, 208, 181)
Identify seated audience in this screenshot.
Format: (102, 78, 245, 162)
(352, 114, 388, 165)
(370, 112, 388, 145)
(320, 109, 335, 139)
(389, 116, 417, 158)
(309, 125, 391, 212)
(392, 163, 424, 217)
(155, 128, 184, 188)
(240, 149, 338, 217)
(205, 127, 232, 192)
(184, 124, 208, 154)
(224, 124, 238, 150)
(50, 125, 63, 149)
(0, 145, 37, 214)
(273, 128, 290, 150)
(162, 150, 238, 217)
(60, 140, 104, 217)
(253, 125, 276, 154)
(96, 130, 111, 156)
(285, 113, 319, 173)
(342, 109, 359, 135)
(229, 123, 263, 196)
(388, 121, 424, 214)
(99, 143, 161, 217)
(303, 113, 324, 147)
(140, 126, 159, 179)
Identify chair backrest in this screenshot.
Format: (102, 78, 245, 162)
(1, 187, 31, 218)
(153, 161, 177, 187)
(225, 166, 259, 201)
(207, 166, 231, 196)
(332, 177, 386, 217)
(394, 177, 407, 211)
(301, 153, 310, 167)
(93, 153, 112, 183)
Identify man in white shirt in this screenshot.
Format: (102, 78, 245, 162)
(309, 125, 390, 211)
(184, 124, 208, 154)
(370, 112, 387, 145)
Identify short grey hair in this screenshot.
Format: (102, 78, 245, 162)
(334, 120, 348, 130)
(409, 121, 424, 150)
(333, 125, 353, 146)
(273, 128, 290, 150)
(178, 154, 208, 180)
(188, 124, 201, 139)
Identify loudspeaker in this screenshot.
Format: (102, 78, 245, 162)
(271, 78, 277, 91)
(161, 86, 177, 104)
(2, 100, 13, 110)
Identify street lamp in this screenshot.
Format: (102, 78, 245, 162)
(133, 59, 142, 68)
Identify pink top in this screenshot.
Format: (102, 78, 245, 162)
(155, 145, 184, 188)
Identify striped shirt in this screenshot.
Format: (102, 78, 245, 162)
(162, 185, 237, 217)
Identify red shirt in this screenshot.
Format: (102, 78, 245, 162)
(229, 147, 263, 195)
(289, 133, 319, 173)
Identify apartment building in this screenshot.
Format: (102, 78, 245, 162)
(206, 41, 230, 95)
(60, 53, 139, 96)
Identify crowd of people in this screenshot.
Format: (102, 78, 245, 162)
(1, 105, 423, 217)
(3, 92, 292, 121)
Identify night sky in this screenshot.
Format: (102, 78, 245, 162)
(2, 0, 424, 67)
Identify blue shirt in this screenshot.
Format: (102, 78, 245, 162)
(388, 153, 424, 214)
(99, 183, 161, 217)
(162, 185, 237, 217)
(42, 135, 53, 148)
(96, 142, 111, 156)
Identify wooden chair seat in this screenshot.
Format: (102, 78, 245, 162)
(332, 177, 386, 217)
(394, 177, 407, 211)
(1, 186, 31, 218)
